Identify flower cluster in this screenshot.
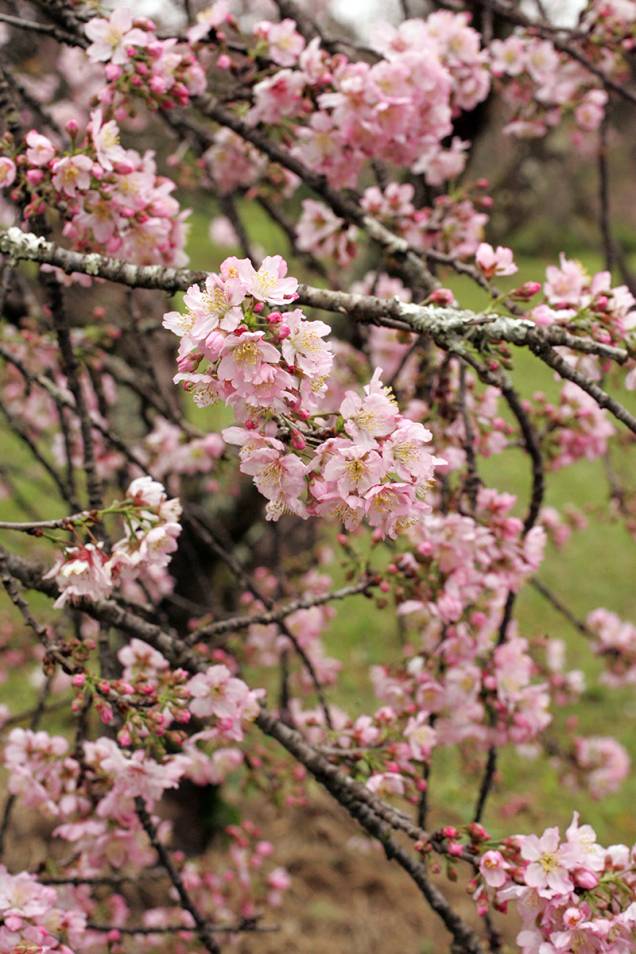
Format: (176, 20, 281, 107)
(397, 488, 546, 630)
(141, 418, 225, 484)
(186, 664, 264, 741)
(45, 476, 182, 608)
(4, 729, 84, 819)
(529, 254, 636, 353)
(587, 607, 636, 685)
(1, 721, 287, 944)
(229, 11, 491, 189)
(296, 198, 358, 267)
(2, 111, 189, 265)
(580, 0, 636, 44)
(165, 255, 443, 534)
(478, 815, 636, 953)
(300, 184, 491, 271)
(372, 634, 550, 752)
(571, 735, 631, 799)
(490, 34, 609, 139)
(85, 7, 206, 112)
(524, 382, 614, 470)
(0, 867, 86, 953)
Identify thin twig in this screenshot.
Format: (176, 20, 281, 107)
(135, 798, 221, 954)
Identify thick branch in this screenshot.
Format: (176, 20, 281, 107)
(1, 229, 627, 363)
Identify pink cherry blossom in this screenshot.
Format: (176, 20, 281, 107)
(476, 242, 518, 278)
(85, 8, 150, 65)
(518, 828, 573, 898)
(259, 19, 306, 67)
(186, 665, 263, 739)
(25, 131, 55, 167)
(0, 158, 16, 189)
(235, 255, 299, 304)
(217, 332, 282, 392)
(480, 850, 509, 888)
(340, 368, 400, 450)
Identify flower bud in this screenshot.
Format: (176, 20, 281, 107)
(573, 868, 599, 890)
(104, 63, 123, 82)
(511, 281, 542, 300)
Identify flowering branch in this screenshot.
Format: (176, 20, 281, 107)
(0, 228, 628, 363)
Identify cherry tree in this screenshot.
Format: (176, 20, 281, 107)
(0, 0, 636, 951)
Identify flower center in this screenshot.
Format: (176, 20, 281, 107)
(234, 341, 260, 366)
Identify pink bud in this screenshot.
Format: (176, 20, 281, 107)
(277, 325, 291, 340)
(429, 287, 455, 306)
(512, 281, 542, 300)
(71, 673, 86, 687)
(65, 118, 79, 136)
(447, 841, 464, 857)
(150, 75, 167, 95)
(217, 53, 232, 70)
(468, 823, 489, 841)
(253, 302, 264, 313)
(104, 63, 123, 82)
(574, 869, 599, 890)
(26, 169, 44, 186)
(113, 161, 135, 175)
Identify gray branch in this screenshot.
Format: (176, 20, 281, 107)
(0, 228, 627, 363)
